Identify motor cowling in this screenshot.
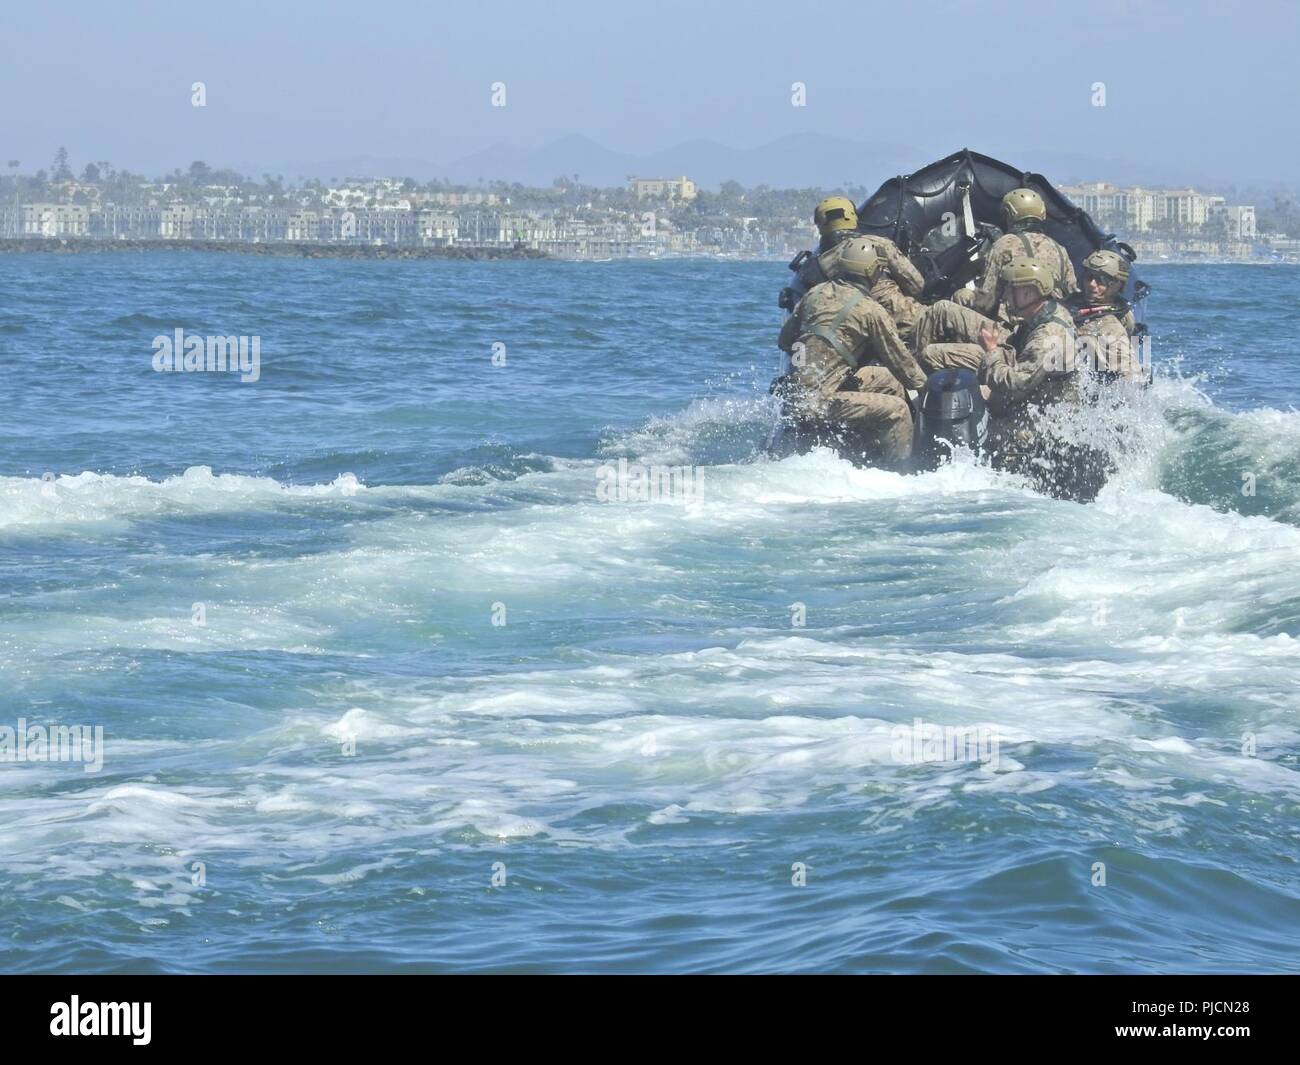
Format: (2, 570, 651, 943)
(913, 368, 987, 467)
(779, 248, 831, 310)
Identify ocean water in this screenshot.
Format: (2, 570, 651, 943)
(0, 255, 1297, 974)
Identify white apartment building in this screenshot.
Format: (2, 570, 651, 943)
(1059, 182, 1252, 236)
(416, 209, 458, 245)
(22, 203, 89, 236)
(160, 204, 196, 238)
(286, 210, 320, 241)
(1160, 188, 1222, 228)
(1058, 182, 1158, 231)
(1209, 204, 1257, 240)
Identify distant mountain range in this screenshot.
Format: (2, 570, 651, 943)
(250, 134, 1222, 192)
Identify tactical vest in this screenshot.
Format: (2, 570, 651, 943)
(1013, 231, 1071, 293)
(1012, 301, 1077, 379)
(801, 287, 871, 369)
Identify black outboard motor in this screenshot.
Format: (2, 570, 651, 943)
(778, 247, 837, 310)
(912, 368, 988, 469)
(778, 249, 819, 310)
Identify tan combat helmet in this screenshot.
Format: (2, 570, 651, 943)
(832, 238, 884, 286)
(1001, 187, 1047, 228)
(1083, 248, 1131, 286)
(813, 195, 859, 236)
(999, 257, 1055, 298)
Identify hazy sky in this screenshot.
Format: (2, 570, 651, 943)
(2, 0, 1296, 182)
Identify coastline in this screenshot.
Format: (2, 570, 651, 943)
(1, 237, 1287, 266)
(0, 237, 549, 260)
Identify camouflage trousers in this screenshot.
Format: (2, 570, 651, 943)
(787, 338, 914, 463)
(914, 299, 1008, 374)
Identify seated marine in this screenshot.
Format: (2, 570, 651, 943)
(849, 241, 927, 347)
(978, 259, 1108, 500)
(781, 196, 878, 309)
(813, 197, 926, 295)
(1066, 249, 1143, 380)
(777, 240, 929, 464)
(954, 188, 1078, 318)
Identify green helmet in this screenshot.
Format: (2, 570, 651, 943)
(999, 257, 1054, 298)
(1001, 187, 1046, 227)
(1083, 248, 1130, 286)
(831, 238, 884, 285)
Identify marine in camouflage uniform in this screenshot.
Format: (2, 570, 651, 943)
(1066, 248, 1143, 380)
(779, 198, 866, 310)
(862, 237, 927, 346)
(821, 234, 928, 346)
(954, 188, 1078, 318)
(977, 259, 1108, 500)
(777, 242, 928, 464)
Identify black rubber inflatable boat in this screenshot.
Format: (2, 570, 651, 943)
(769, 149, 1148, 500)
(778, 147, 1145, 309)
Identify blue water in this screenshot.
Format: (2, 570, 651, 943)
(1, 255, 1298, 973)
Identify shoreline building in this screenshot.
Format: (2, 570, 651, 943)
(1208, 204, 1257, 240)
(21, 203, 90, 237)
(1059, 181, 1254, 238)
(628, 175, 697, 201)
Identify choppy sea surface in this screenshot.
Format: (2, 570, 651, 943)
(0, 255, 1297, 973)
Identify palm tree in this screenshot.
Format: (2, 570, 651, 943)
(52, 146, 73, 182)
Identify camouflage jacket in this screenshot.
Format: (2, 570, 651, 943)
(1067, 297, 1141, 378)
(780, 278, 928, 392)
(957, 229, 1079, 317)
(980, 299, 1078, 415)
(818, 233, 926, 298)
